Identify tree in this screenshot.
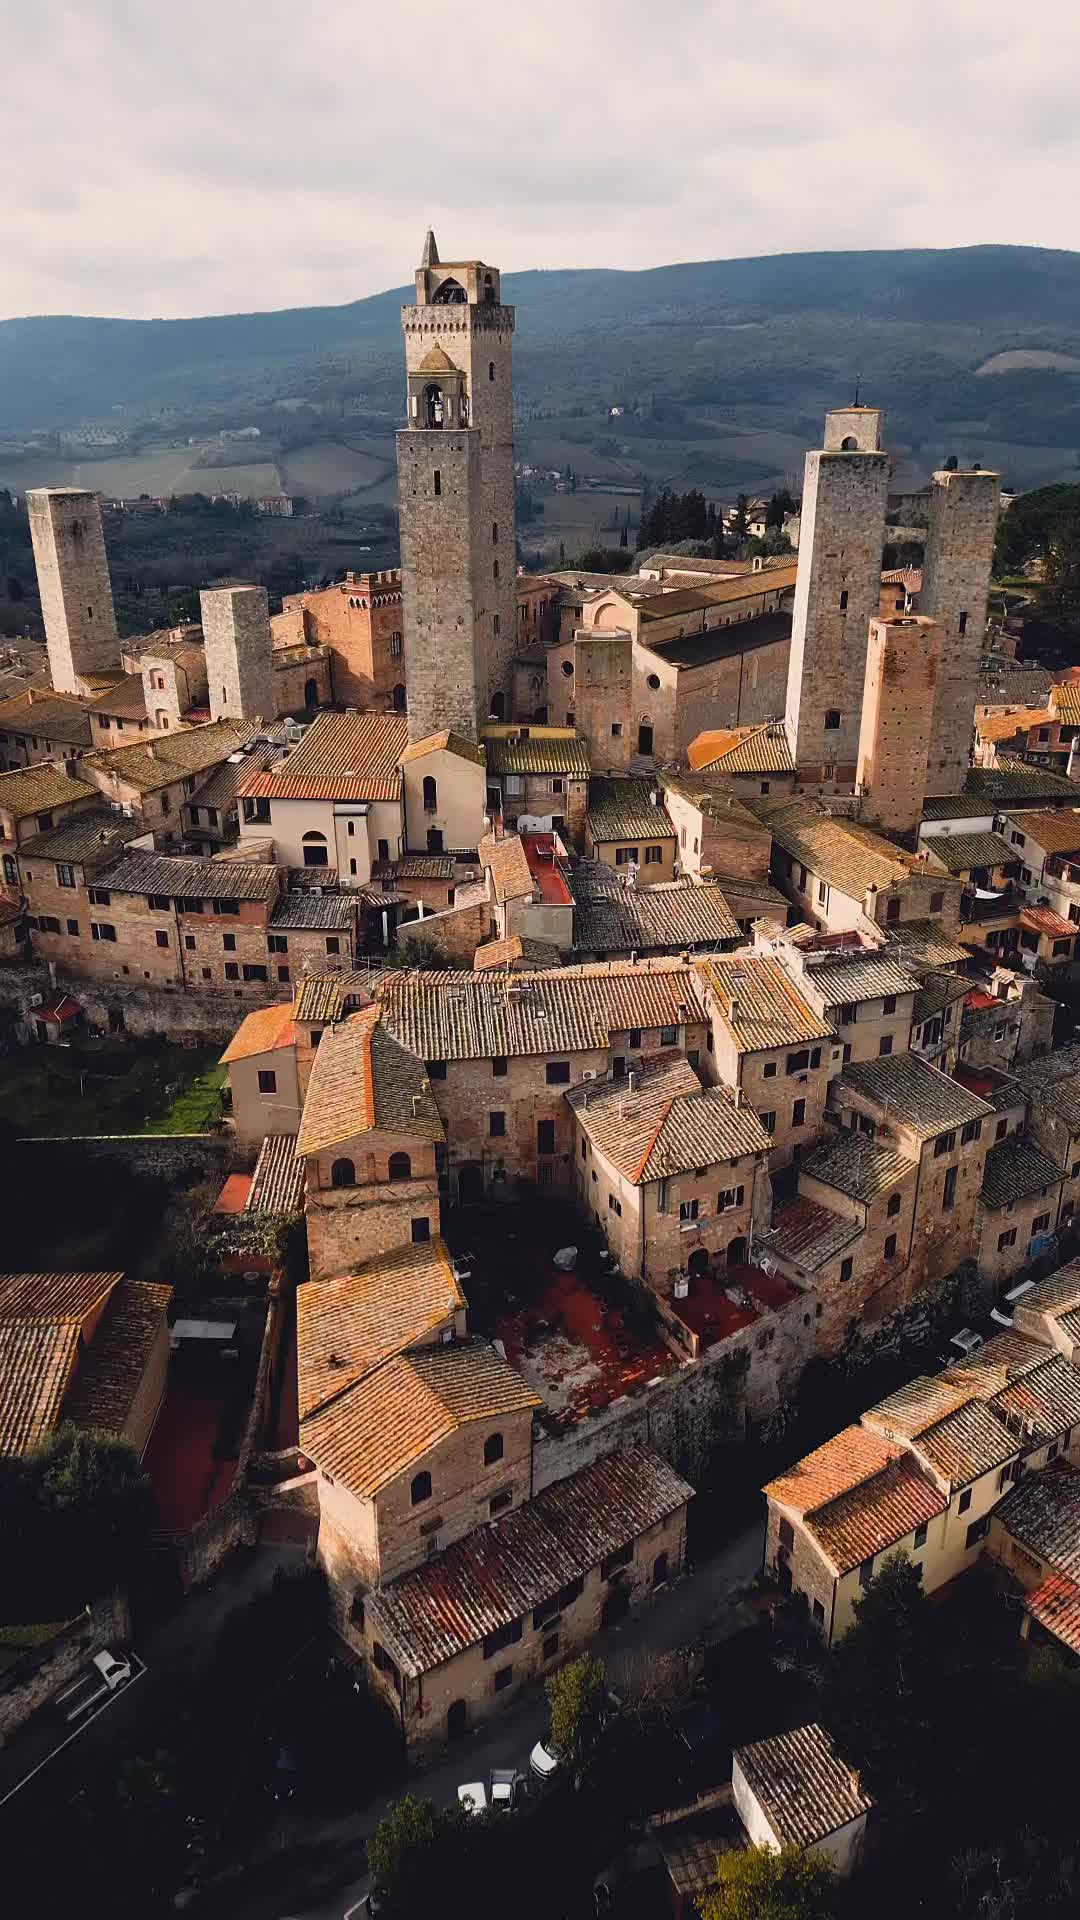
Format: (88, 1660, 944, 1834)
(699, 1846, 839, 1920)
(546, 1652, 608, 1778)
(821, 1554, 936, 1800)
(944, 454, 959, 471)
(367, 1793, 470, 1914)
(1, 1423, 154, 1624)
(1041, 504, 1080, 632)
(765, 488, 796, 529)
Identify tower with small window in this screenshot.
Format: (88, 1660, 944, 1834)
(919, 468, 1000, 798)
(27, 488, 120, 694)
(201, 583, 275, 723)
(397, 231, 517, 742)
(783, 407, 890, 792)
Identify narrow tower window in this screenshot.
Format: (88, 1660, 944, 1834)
(839, 590, 849, 611)
(423, 776, 438, 812)
(824, 709, 841, 730)
(492, 522, 498, 544)
(433, 470, 441, 496)
(493, 560, 500, 581)
(489, 361, 496, 382)
(959, 610, 969, 635)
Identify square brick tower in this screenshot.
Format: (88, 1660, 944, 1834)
(27, 488, 120, 694)
(919, 468, 1000, 798)
(397, 231, 517, 743)
(783, 408, 890, 791)
(200, 584, 275, 722)
(857, 615, 944, 836)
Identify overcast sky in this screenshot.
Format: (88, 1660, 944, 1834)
(6, 0, 1077, 321)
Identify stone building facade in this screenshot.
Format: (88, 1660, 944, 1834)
(920, 469, 1001, 798)
(27, 489, 120, 694)
(277, 571, 406, 711)
(201, 584, 276, 723)
(397, 234, 517, 742)
(783, 410, 890, 789)
(856, 616, 943, 836)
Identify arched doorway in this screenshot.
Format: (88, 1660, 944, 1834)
(304, 677, 318, 710)
(687, 1249, 710, 1279)
(392, 683, 406, 712)
(726, 1237, 748, 1266)
(457, 1162, 484, 1205)
(489, 690, 505, 720)
(447, 1699, 468, 1741)
(601, 1583, 631, 1629)
(653, 1552, 669, 1588)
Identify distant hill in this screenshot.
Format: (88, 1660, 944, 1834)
(7, 246, 1080, 490)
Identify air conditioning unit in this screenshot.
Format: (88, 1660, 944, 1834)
(674, 1276, 689, 1299)
(581, 1070, 597, 1082)
(28, 992, 43, 1008)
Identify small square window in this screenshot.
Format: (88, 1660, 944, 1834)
(958, 1488, 972, 1514)
(545, 1061, 570, 1085)
(155, 930, 169, 949)
(492, 1056, 508, 1077)
(222, 933, 236, 953)
(489, 1111, 506, 1137)
(258, 1069, 277, 1094)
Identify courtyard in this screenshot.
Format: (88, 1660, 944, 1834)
(0, 1038, 226, 1137)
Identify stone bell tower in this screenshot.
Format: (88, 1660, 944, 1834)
(397, 231, 517, 742)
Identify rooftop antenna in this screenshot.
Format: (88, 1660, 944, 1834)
(853, 377, 861, 407)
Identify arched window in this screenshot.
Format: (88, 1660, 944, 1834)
(433, 278, 466, 305)
(488, 360, 496, 381)
(423, 775, 438, 812)
(489, 690, 505, 720)
(304, 677, 318, 709)
(484, 1432, 504, 1465)
(302, 829, 328, 868)
(393, 683, 407, 712)
(331, 1157, 355, 1188)
(388, 1151, 412, 1182)
(840, 435, 858, 451)
(423, 384, 444, 428)
(411, 1471, 432, 1505)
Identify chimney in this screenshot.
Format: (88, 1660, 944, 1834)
(627, 1070, 636, 1093)
(63, 757, 82, 781)
(734, 1086, 744, 1108)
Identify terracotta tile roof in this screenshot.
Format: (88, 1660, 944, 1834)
(1025, 1572, 1080, 1654)
(1012, 1047, 1080, 1134)
(734, 1724, 872, 1850)
(809, 1453, 948, 1573)
(103, 850, 279, 902)
(658, 770, 771, 832)
(296, 1236, 466, 1422)
(17, 808, 150, 863)
(85, 676, 148, 720)
(910, 1398, 1018, 1488)
(841, 1053, 993, 1138)
(636, 563, 799, 617)
(247, 1133, 305, 1216)
(385, 853, 455, 880)
(400, 730, 486, 767)
(995, 1462, 1080, 1579)
(1052, 680, 1080, 725)
(482, 731, 590, 777)
(567, 1054, 770, 1182)
(768, 1197, 861, 1271)
(379, 963, 706, 1063)
(946, 1334, 1080, 1441)
(797, 950, 920, 1007)
(981, 1138, 1062, 1211)
(921, 831, 1017, 874)
(1020, 906, 1076, 939)
(0, 1272, 122, 1320)
(473, 934, 562, 971)
(761, 799, 931, 899)
(967, 761, 1079, 803)
(0, 763, 93, 821)
(0, 690, 91, 747)
(0, 1321, 80, 1457)
(236, 711, 407, 802)
(1008, 810, 1080, 860)
(63, 1279, 171, 1437)
(220, 1002, 296, 1065)
(301, 1338, 539, 1500)
(913, 970, 971, 1023)
(697, 955, 833, 1053)
(585, 779, 677, 844)
(573, 876, 740, 955)
(688, 722, 794, 777)
(864, 1374, 979, 1441)
(292, 970, 377, 1025)
(764, 1424, 900, 1516)
(977, 666, 1053, 708)
(366, 1446, 692, 1676)
(269, 892, 357, 931)
(976, 706, 1054, 743)
(295, 1007, 443, 1157)
(478, 832, 534, 903)
(885, 921, 971, 970)
(184, 731, 292, 811)
(1012, 1260, 1080, 1322)
(81, 720, 252, 793)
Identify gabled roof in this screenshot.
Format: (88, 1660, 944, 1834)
(236, 711, 408, 803)
(482, 731, 590, 776)
(478, 833, 534, 904)
(994, 1462, 1080, 1579)
(62, 1280, 172, 1436)
(976, 706, 1054, 743)
(268, 892, 357, 931)
(764, 1424, 900, 1516)
(801, 1131, 915, 1203)
(1025, 1572, 1080, 1655)
(0, 690, 91, 747)
(566, 1054, 770, 1182)
(808, 1454, 948, 1574)
(768, 1197, 862, 1271)
(0, 763, 93, 821)
(1003, 808, 1080, 855)
(981, 1138, 1062, 1211)
(1020, 905, 1076, 939)
(734, 1725, 872, 1850)
(585, 779, 677, 844)
(81, 720, 253, 794)
(1012, 1046, 1080, 1134)
(797, 950, 919, 1008)
(911, 1398, 1018, 1489)
(295, 1006, 443, 1157)
(0, 1272, 122, 1320)
(378, 962, 707, 1062)
(966, 761, 1079, 803)
(220, 1002, 296, 1065)
(17, 808, 150, 863)
(101, 851, 279, 902)
(841, 1053, 993, 1139)
(247, 1133, 305, 1217)
(921, 831, 1017, 874)
(885, 920, 971, 971)
(1052, 680, 1080, 725)
(913, 971, 972, 1024)
(760, 799, 932, 899)
(297, 1236, 466, 1422)
(573, 877, 740, 955)
(687, 722, 794, 776)
(400, 730, 486, 767)
(0, 1321, 80, 1457)
(697, 955, 833, 1053)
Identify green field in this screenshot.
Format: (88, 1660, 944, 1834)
(0, 441, 285, 499)
(279, 436, 394, 497)
(1, 1042, 226, 1138)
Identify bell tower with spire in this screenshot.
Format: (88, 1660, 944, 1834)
(396, 231, 517, 743)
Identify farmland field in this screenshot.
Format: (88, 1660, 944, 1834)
(0, 442, 285, 499)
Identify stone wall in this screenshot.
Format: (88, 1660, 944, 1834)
(0, 1588, 131, 1744)
(27, 489, 120, 694)
(398, 899, 490, 964)
(857, 617, 943, 836)
(201, 584, 275, 724)
(921, 471, 1000, 799)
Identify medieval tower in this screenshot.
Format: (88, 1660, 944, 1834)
(919, 468, 1000, 798)
(783, 408, 890, 790)
(200, 584, 276, 722)
(396, 232, 517, 743)
(27, 488, 120, 695)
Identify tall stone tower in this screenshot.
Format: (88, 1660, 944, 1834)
(397, 231, 517, 743)
(857, 615, 943, 836)
(919, 469, 1000, 798)
(200, 584, 275, 722)
(783, 408, 890, 790)
(27, 488, 120, 695)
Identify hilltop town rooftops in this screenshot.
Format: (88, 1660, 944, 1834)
(0, 763, 94, 821)
(796, 949, 920, 1007)
(995, 1462, 1080, 1580)
(981, 1138, 1062, 1210)
(0, 1270, 169, 1458)
(236, 711, 408, 803)
(366, 1445, 692, 1677)
(296, 1236, 466, 1423)
(585, 779, 677, 844)
(378, 962, 707, 1062)
(0, 689, 92, 747)
(399, 730, 486, 767)
(687, 722, 794, 776)
(911, 1397, 1020, 1488)
(268, 892, 357, 931)
(479, 832, 534, 903)
(17, 808, 151, 863)
(79, 720, 253, 793)
(220, 1003, 297, 1065)
(301, 1336, 540, 1504)
(184, 731, 292, 812)
(884, 920, 971, 971)
(768, 1197, 862, 1271)
(656, 770, 770, 832)
(697, 954, 833, 1053)
(966, 761, 1080, 804)
(482, 731, 591, 777)
(1003, 808, 1080, 855)
(295, 1006, 443, 1158)
(84, 678, 150, 721)
(572, 874, 741, 954)
(801, 1131, 915, 1203)
(863, 1373, 979, 1441)
(841, 1052, 993, 1139)
(734, 1724, 873, 1852)
(246, 1133, 305, 1217)
(757, 800, 934, 899)
(806, 1452, 948, 1575)
(102, 851, 279, 902)
(566, 1053, 771, 1181)
(921, 832, 1018, 874)
(764, 1423, 904, 1517)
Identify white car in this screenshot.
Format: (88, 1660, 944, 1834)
(489, 1768, 526, 1811)
(457, 1781, 488, 1815)
(528, 1740, 560, 1783)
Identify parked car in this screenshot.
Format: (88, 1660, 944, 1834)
(529, 1740, 560, 1783)
(55, 1648, 133, 1722)
(489, 1768, 527, 1811)
(938, 1326, 983, 1368)
(458, 1781, 488, 1815)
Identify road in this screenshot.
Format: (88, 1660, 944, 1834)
(267, 1518, 765, 1920)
